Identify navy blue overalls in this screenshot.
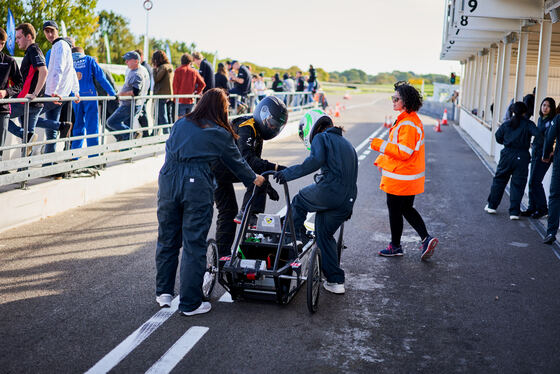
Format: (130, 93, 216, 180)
(527, 115, 553, 214)
(279, 127, 358, 284)
(544, 114, 560, 238)
(487, 117, 541, 215)
(156, 118, 255, 313)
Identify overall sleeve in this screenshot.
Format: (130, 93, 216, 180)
(370, 121, 419, 161)
(237, 126, 276, 173)
(220, 135, 256, 187)
(6, 59, 23, 97)
(281, 135, 326, 181)
(495, 124, 505, 145)
(92, 59, 116, 96)
(543, 119, 558, 158)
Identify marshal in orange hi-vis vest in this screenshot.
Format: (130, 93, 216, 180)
(370, 110, 425, 196)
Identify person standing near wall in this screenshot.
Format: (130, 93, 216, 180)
(484, 102, 541, 220)
(370, 81, 438, 260)
(521, 97, 556, 219)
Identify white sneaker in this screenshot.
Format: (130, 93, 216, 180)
(510, 215, 520, 220)
(180, 301, 212, 316)
(156, 293, 173, 308)
(484, 204, 496, 214)
(323, 282, 345, 294)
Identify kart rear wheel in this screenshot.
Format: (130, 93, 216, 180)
(306, 246, 321, 314)
(202, 239, 219, 301)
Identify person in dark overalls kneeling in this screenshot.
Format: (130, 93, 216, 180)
(155, 89, 264, 316)
(274, 109, 358, 295)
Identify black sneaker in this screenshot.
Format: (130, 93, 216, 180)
(531, 211, 548, 219)
(543, 234, 556, 245)
(420, 235, 438, 261)
(59, 121, 73, 138)
(520, 210, 535, 217)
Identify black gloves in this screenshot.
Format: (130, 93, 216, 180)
(276, 164, 287, 171)
(273, 171, 287, 184)
(266, 182, 280, 201)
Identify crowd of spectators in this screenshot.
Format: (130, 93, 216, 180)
(0, 19, 318, 174)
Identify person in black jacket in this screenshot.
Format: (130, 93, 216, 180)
(273, 109, 358, 295)
(193, 52, 214, 92)
(521, 97, 556, 219)
(485, 102, 541, 220)
(0, 27, 23, 161)
(212, 96, 288, 256)
(271, 73, 283, 92)
(215, 63, 229, 91)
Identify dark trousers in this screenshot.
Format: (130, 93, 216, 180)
(138, 103, 150, 137)
(487, 150, 530, 215)
(156, 163, 214, 313)
(214, 178, 239, 257)
(37, 101, 63, 154)
(527, 157, 551, 213)
(386, 193, 428, 248)
(291, 187, 352, 284)
(547, 162, 560, 237)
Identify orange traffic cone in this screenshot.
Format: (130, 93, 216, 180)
(441, 109, 448, 125)
(434, 120, 442, 132)
(334, 103, 340, 117)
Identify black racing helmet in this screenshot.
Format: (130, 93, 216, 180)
(253, 96, 288, 140)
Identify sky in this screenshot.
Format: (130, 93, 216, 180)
(95, 0, 460, 76)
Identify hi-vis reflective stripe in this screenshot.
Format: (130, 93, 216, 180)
(379, 140, 389, 153)
(398, 144, 413, 155)
(389, 120, 424, 155)
(382, 170, 425, 181)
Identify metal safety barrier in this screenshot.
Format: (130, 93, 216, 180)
(0, 90, 316, 189)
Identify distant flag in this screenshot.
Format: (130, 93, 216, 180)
(60, 20, 67, 37)
(165, 43, 172, 64)
(6, 8, 15, 55)
(104, 32, 111, 64)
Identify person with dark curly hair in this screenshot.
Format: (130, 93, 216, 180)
(485, 101, 541, 220)
(370, 81, 438, 260)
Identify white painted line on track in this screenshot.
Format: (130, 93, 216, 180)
(354, 126, 385, 154)
(85, 297, 180, 374)
(144, 326, 209, 374)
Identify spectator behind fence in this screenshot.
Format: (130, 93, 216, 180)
(39, 20, 79, 155)
(521, 97, 556, 219)
(271, 73, 283, 92)
(71, 46, 116, 151)
(172, 53, 205, 116)
(192, 52, 214, 92)
(254, 73, 266, 101)
(228, 60, 251, 105)
(0, 27, 23, 162)
(295, 71, 305, 105)
(151, 50, 174, 133)
(135, 49, 153, 137)
(485, 102, 541, 220)
(307, 64, 317, 93)
(7, 23, 72, 156)
(106, 51, 149, 141)
(282, 72, 295, 106)
(214, 62, 228, 91)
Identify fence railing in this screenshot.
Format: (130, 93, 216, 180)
(0, 91, 316, 189)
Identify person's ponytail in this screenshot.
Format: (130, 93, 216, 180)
(510, 101, 527, 129)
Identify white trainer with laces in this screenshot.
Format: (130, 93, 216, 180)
(180, 302, 212, 316)
(156, 293, 173, 308)
(323, 282, 345, 294)
(484, 204, 497, 214)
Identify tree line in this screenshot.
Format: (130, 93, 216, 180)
(1, 1, 447, 85)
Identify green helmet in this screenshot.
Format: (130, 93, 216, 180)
(298, 109, 333, 150)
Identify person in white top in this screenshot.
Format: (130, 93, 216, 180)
(37, 20, 80, 155)
(254, 73, 266, 101)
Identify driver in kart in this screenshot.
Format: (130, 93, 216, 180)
(273, 109, 358, 295)
(212, 96, 288, 256)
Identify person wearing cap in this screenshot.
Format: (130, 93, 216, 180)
(37, 20, 80, 155)
(106, 51, 149, 141)
(134, 49, 152, 138)
(192, 52, 214, 93)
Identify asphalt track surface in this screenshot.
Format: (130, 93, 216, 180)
(1, 93, 559, 373)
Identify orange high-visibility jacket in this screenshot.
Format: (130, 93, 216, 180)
(370, 111, 425, 196)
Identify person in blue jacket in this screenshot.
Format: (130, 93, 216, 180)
(543, 110, 560, 244)
(71, 46, 117, 150)
(273, 109, 358, 295)
(155, 88, 264, 316)
(485, 102, 541, 219)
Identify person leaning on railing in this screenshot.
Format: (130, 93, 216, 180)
(0, 27, 23, 163)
